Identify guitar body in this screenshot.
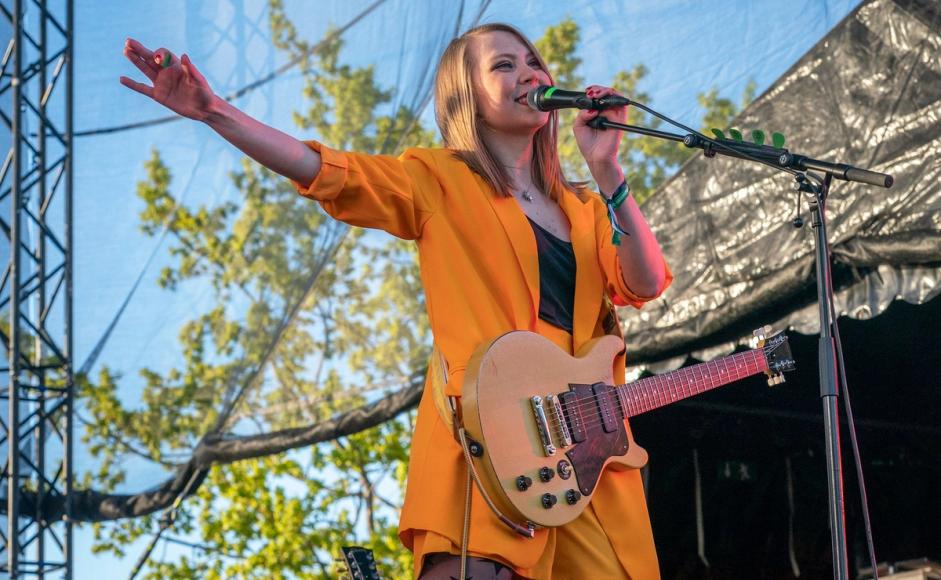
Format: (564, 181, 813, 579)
(461, 331, 648, 528)
(460, 327, 795, 529)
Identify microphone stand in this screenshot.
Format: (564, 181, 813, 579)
(587, 115, 894, 579)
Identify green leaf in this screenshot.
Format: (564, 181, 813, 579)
(751, 130, 765, 145)
(772, 132, 786, 148)
(711, 128, 726, 140)
(729, 128, 744, 142)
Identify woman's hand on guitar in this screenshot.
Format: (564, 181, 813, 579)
(120, 38, 216, 122)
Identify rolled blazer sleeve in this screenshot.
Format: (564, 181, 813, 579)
(591, 196, 673, 308)
(292, 141, 439, 240)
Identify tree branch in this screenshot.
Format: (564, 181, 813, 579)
(7, 376, 423, 522)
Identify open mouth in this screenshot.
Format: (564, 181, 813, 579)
(515, 94, 529, 105)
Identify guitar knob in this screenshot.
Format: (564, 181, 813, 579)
(541, 493, 558, 509)
(516, 475, 533, 491)
(539, 466, 555, 482)
(565, 489, 582, 505)
(557, 460, 572, 480)
(467, 439, 484, 457)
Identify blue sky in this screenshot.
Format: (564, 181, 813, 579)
(60, 0, 861, 576)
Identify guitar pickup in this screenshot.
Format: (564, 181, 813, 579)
(546, 394, 572, 448)
(592, 382, 619, 433)
(530, 396, 556, 456)
(558, 391, 586, 443)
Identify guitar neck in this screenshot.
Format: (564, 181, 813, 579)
(615, 350, 768, 418)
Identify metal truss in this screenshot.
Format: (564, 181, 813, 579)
(0, 0, 73, 577)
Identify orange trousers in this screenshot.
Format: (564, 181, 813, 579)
(414, 501, 634, 578)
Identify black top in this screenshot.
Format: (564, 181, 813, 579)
(527, 217, 577, 334)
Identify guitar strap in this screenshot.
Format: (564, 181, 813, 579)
(429, 345, 458, 439)
(429, 344, 537, 542)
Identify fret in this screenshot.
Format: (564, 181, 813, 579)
(639, 378, 652, 414)
(634, 378, 649, 414)
(639, 379, 651, 413)
(681, 366, 694, 398)
(668, 370, 680, 403)
(646, 377, 657, 413)
(615, 387, 628, 419)
(638, 377, 651, 411)
(642, 376, 655, 410)
(644, 377, 657, 411)
(627, 380, 641, 416)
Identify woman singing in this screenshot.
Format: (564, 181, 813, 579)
(122, 22, 670, 579)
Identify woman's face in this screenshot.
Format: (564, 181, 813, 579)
(470, 30, 551, 136)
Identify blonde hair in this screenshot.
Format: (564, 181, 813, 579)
(434, 23, 579, 201)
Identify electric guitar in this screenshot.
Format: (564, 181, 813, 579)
(460, 327, 795, 529)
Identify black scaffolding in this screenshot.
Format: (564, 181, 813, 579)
(0, 0, 74, 577)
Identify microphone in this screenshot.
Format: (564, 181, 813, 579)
(526, 86, 631, 112)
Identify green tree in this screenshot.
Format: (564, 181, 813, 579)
(536, 19, 756, 204)
(81, 3, 433, 577)
(81, 13, 756, 579)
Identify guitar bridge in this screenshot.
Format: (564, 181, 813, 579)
(546, 394, 572, 447)
(530, 396, 556, 456)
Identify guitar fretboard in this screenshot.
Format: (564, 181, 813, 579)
(615, 350, 767, 418)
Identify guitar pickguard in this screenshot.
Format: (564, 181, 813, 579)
(563, 382, 629, 496)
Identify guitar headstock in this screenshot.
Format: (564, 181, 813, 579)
(339, 546, 382, 580)
(752, 326, 796, 386)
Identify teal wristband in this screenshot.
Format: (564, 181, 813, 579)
(602, 180, 630, 245)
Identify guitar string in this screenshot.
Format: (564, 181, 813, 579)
(543, 357, 762, 430)
(543, 373, 760, 436)
(539, 357, 765, 436)
(542, 361, 761, 437)
(540, 351, 764, 422)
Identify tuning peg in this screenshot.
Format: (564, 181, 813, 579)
(766, 373, 785, 387)
(752, 326, 768, 347)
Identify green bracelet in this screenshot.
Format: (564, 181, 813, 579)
(603, 180, 630, 245)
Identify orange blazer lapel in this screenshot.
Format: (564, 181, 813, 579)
(560, 190, 603, 349)
(484, 186, 540, 331)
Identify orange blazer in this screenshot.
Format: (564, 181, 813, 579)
(294, 142, 671, 578)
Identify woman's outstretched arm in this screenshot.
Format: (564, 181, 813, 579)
(120, 38, 321, 187)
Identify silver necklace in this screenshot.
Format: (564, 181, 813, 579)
(520, 189, 534, 202)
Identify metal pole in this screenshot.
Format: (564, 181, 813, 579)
(64, 1, 76, 577)
(8, 0, 24, 575)
(810, 173, 850, 579)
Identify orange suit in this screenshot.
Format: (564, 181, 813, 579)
(294, 142, 671, 579)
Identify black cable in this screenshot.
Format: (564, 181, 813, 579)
(818, 193, 879, 577)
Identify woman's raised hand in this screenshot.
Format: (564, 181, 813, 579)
(120, 38, 216, 122)
(120, 38, 321, 186)
(573, 85, 629, 193)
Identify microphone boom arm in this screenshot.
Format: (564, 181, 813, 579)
(586, 115, 893, 188)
